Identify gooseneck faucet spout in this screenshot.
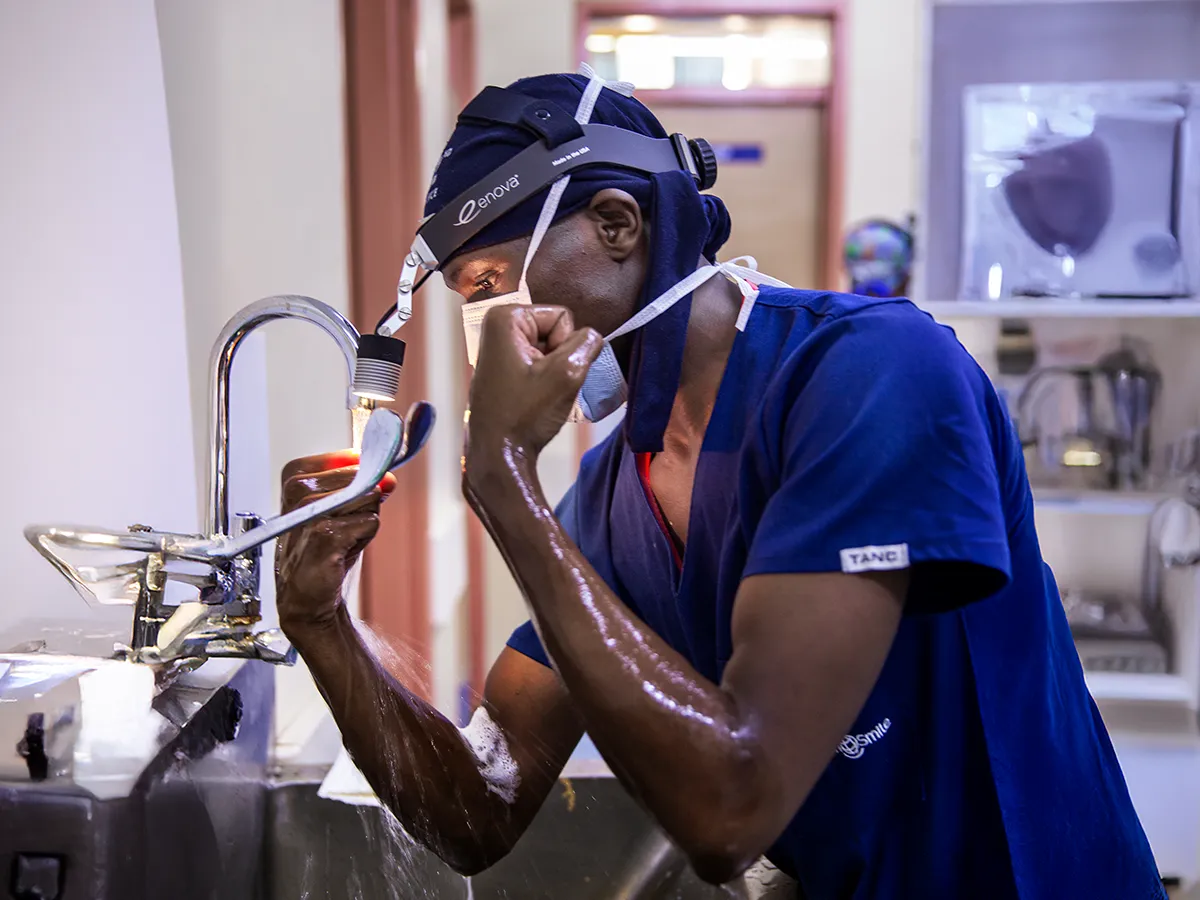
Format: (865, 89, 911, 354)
(208, 295, 362, 538)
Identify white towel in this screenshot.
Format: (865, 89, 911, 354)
(318, 746, 381, 807)
(1158, 497, 1200, 566)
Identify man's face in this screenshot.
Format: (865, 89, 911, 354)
(442, 191, 650, 360)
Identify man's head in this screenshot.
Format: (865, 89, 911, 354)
(442, 187, 649, 354)
(422, 69, 730, 451)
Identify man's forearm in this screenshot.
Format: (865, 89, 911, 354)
(286, 608, 523, 873)
(468, 445, 768, 872)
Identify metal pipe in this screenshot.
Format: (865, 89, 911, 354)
(206, 295, 362, 537)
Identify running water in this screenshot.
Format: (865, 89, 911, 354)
(294, 633, 450, 899)
(351, 404, 372, 452)
(349, 621, 450, 899)
(346, 404, 374, 621)
(291, 561, 457, 899)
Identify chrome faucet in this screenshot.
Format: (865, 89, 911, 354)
(25, 295, 432, 666)
(209, 296, 363, 538)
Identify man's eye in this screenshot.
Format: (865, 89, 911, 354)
(475, 278, 495, 292)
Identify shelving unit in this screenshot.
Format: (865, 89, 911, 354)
(913, 0, 1200, 880)
(918, 299, 1200, 319)
(1033, 489, 1169, 516)
(1086, 671, 1195, 706)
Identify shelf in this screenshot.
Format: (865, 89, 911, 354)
(1086, 671, 1195, 706)
(1033, 489, 1168, 517)
(932, 0, 1191, 5)
(917, 299, 1200, 319)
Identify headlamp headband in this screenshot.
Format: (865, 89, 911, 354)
(417, 125, 711, 268)
(380, 85, 718, 336)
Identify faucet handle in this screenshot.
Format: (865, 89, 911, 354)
(249, 629, 298, 664)
(135, 601, 298, 664)
(391, 401, 435, 470)
(195, 407, 405, 560)
(202, 402, 434, 560)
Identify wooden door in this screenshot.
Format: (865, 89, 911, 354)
(647, 104, 827, 289)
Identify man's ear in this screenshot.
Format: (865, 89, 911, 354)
(587, 189, 644, 263)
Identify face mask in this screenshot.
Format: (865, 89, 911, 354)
(460, 176, 566, 368)
(462, 200, 789, 424)
(576, 256, 792, 422)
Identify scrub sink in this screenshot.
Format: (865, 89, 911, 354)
(266, 770, 746, 899)
(0, 633, 768, 899)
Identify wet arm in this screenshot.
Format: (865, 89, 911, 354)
(290, 618, 582, 874)
(466, 446, 905, 884)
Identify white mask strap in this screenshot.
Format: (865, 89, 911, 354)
(516, 177, 568, 292)
(601, 255, 796, 341)
(717, 256, 793, 331)
(606, 265, 723, 341)
(577, 62, 635, 112)
(515, 64, 635, 293)
(722, 255, 791, 289)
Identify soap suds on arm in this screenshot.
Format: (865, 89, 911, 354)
(459, 706, 521, 804)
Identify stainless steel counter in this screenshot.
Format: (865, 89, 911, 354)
(0, 623, 274, 900)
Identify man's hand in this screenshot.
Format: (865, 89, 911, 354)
(275, 450, 396, 640)
(465, 305, 603, 470)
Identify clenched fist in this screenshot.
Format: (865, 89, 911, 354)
(464, 305, 603, 484)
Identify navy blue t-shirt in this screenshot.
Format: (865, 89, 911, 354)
(508, 288, 1163, 899)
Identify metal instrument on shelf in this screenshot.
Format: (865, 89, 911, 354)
(1063, 590, 1169, 674)
(1097, 346, 1161, 491)
(1016, 343, 1160, 491)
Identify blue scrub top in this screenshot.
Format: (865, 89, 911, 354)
(508, 287, 1163, 899)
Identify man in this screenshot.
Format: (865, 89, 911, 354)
(276, 70, 1163, 898)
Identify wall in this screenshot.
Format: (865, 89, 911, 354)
(476, 0, 575, 86)
(474, 0, 584, 664)
(155, 0, 352, 528)
(841, 0, 923, 229)
(155, 0, 354, 756)
(0, 2, 198, 641)
(415, 0, 475, 718)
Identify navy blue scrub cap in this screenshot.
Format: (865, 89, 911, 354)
(424, 71, 732, 453)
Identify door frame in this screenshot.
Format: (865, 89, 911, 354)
(573, 1, 847, 471)
(343, 0, 432, 698)
(575, 0, 847, 292)
(448, 0, 491, 705)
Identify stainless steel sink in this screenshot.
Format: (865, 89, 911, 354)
(1, 637, 758, 900)
(265, 773, 739, 900)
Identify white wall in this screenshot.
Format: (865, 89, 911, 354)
(155, 0, 354, 755)
(842, 0, 923, 230)
(0, 1, 198, 641)
(416, 0, 474, 719)
(155, 0, 352, 527)
(476, 0, 575, 85)
(473, 0, 590, 665)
